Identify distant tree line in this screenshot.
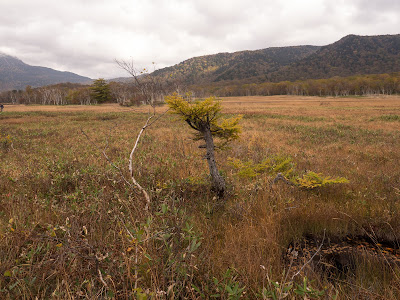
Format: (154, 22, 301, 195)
(1, 72, 399, 105)
(191, 72, 400, 98)
(0, 75, 179, 106)
(1, 82, 96, 105)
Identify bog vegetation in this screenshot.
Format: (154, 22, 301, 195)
(1, 95, 400, 299)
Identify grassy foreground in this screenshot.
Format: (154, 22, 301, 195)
(1, 95, 400, 299)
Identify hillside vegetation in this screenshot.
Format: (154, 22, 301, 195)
(270, 34, 400, 82)
(152, 34, 400, 86)
(152, 46, 320, 84)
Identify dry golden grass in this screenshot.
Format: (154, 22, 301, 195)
(1, 95, 400, 299)
(4, 103, 166, 113)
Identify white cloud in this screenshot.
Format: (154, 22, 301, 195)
(0, 0, 398, 79)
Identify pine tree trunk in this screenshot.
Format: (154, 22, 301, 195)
(203, 126, 226, 198)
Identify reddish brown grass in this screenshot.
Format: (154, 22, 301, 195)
(1, 95, 400, 298)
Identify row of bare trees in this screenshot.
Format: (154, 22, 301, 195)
(0, 67, 181, 106)
(191, 73, 400, 97)
(1, 72, 399, 105)
(0, 83, 92, 105)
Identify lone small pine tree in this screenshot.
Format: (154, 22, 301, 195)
(90, 78, 112, 103)
(166, 93, 241, 198)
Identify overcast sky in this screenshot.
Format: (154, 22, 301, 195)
(0, 0, 399, 79)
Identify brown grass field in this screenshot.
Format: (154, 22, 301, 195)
(1, 95, 400, 299)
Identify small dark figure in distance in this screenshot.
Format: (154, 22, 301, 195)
(0, 104, 3, 112)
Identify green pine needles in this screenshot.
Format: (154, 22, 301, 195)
(228, 155, 295, 179)
(295, 171, 349, 189)
(229, 155, 349, 189)
(90, 78, 112, 103)
(165, 93, 242, 149)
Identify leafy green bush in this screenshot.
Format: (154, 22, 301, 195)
(192, 268, 245, 299)
(260, 277, 326, 299)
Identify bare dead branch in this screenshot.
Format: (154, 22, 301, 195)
(128, 115, 154, 210)
(272, 173, 296, 186)
(291, 229, 326, 280)
(147, 108, 169, 127)
(114, 59, 175, 210)
(115, 59, 142, 87)
(98, 268, 108, 287)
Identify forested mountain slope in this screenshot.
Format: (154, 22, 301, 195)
(270, 34, 400, 81)
(153, 34, 400, 85)
(152, 46, 320, 84)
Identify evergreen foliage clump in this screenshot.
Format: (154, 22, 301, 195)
(165, 93, 242, 148)
(228, 155, 295, 179)
(166, 93, 242, 197)
(295, 171, 349, 189)
(230, 155, 348, 189)
(90, 78, 112, 103)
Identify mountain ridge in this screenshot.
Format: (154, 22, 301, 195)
(1, 34, 399, 92)
(152, 45, 321, 84)
(0, 54, 92, 91)
(268, 34, 400, 82)
(151, 34, 400, 85)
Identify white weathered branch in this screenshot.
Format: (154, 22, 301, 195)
(129, 115, 153, 210)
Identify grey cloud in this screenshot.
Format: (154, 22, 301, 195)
(354, 0, 400, 12)
(349, 0, 400, 24)
(0, 0, 398, 79)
